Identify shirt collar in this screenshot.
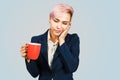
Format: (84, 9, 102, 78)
(47, 30, 58, 46)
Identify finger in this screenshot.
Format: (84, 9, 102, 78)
(66, 26, 70, 32)
(20, 49, 27, 58)
(63, 26, 70, 33)
(63, 28, 69, 35)
(21, 52, 27, 58)
(20, 49, 27, 53)
(21, 45, 28, 52)
(21, 44, 27, 48)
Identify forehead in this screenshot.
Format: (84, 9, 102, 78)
(53, 11, 71, 21)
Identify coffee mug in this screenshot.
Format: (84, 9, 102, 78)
(27, 43, 41, 60)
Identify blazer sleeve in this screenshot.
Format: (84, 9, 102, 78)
(25, 36, 39, 78)
(58, 34, 80, 73)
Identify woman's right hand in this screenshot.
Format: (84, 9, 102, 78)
(20, 44, 30, 62)
(20, 44, 28, 58)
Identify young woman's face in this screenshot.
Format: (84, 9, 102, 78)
(49, 12, 71, 37)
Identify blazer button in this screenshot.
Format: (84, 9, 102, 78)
(52, 71, 55, 77)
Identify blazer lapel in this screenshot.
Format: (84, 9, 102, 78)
(51, 34, 70, 69)
(38, 30, 48, 63)
(51, 46, 60, 68)
(53, 47, 59, 61)
(52, 34, 70, 63)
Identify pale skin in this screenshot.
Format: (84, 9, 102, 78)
(20, 12, 71, 62)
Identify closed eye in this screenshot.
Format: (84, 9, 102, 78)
(53, 18, 59, 23)
(62, 21, 69, 25)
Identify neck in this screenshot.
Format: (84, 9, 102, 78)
(49, 30, 58, 43)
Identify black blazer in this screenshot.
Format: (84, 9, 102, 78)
(25, 30, 80, 80)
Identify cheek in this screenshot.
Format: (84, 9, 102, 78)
(50, 22, 55, 29)
(62, 25, 68, 30)
(50, 22, 58, 28)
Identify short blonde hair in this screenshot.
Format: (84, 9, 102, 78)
(50, 3, 74, 19)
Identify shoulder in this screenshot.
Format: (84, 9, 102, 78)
(63, 33, 80, 48)
(66, 33, 80, 41)
(65, 33, 80, 45)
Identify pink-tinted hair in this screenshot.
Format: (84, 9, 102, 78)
(50, 3, 74, 19)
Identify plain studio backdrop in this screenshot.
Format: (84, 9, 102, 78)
(0, 0, 120, 80)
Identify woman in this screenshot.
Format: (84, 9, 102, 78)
(20, 3, 80, 80)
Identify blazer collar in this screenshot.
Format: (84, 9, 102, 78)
(38, 30, 48, 63)
(38, 29, 65, 68)
(38, 29, 59, 63)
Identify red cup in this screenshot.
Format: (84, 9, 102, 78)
(27, 43, 41, 60)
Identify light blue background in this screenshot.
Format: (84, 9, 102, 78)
(0, 0, 120, 80)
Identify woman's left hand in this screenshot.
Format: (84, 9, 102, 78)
(59, 26, 70, 45)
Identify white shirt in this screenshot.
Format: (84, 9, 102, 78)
(47, 31, 58, 68)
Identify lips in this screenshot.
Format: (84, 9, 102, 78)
(55, 30, 62, 33)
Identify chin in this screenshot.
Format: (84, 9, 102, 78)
(55, 33, 61, 36)
(54, 32, 61, 36)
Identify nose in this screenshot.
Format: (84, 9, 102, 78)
(57, 22, 62, 29)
